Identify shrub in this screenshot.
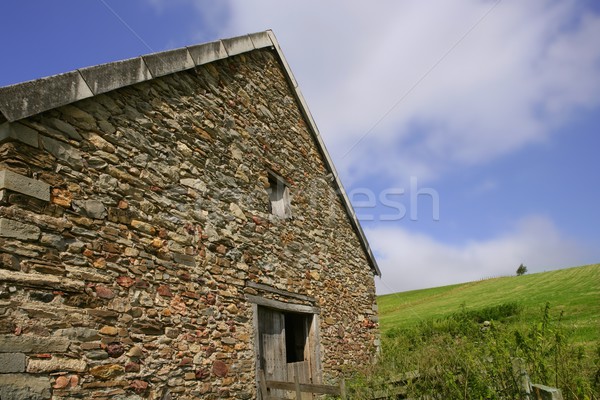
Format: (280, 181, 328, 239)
(346, 303, 599, 399)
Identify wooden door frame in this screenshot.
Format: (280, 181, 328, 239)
(249, 295, 323, 398)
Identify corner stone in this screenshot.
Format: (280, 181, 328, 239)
(0, 218, 41, 240)
(0, 169, 50, 201)
(0, 353, 26, 373)
(0, 334, 70, 353)
(27, 357, 87, 373)
(0, 374, 51, 400)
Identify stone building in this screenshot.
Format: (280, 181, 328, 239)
(0, 31, 380, 399)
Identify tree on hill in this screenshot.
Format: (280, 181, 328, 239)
(516, 263, 527, 276)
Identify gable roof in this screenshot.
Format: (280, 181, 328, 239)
(0, 30, 381, 276)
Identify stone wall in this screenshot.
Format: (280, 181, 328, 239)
(0, 49, 379, 399)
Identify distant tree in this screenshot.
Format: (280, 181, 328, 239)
(516, 263, 527, 276)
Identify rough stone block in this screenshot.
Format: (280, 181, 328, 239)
(27, 357, 87, 373)
(188, 41, 228, 67)
(0, 218, 41, 240)
(54, 327, 100, 342)
(0, 353, 26, 372)
(532, 384, 564, 400)
(143, 48, 194, 78)
(79, 57, 152, 95)
(0, 122, 39, 147)
(0, 374, 51, 400)
(72, 199, 107, 219)
(0, 71, 93, 122)
(0, 269, 84, 292)
(222, 35, 255, 56)
(39, 135, 84, 171)
(0, 334, 70, 353)
(0, 169, 50, 201)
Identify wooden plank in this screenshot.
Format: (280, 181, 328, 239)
(259, 369, 269, 400)
(247, 295, 320, 314)
(259, 308, 287, 398)
(264, 380, 342, 395)
(247, 281, 316, 303)
(294, 364, 302, 399)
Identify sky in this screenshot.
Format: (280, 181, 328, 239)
(1, 1, 599, 294)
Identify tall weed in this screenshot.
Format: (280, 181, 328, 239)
(347, 302, 599, 399)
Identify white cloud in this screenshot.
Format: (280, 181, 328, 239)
(368, 215, 592, 294)
(215, 0, 600, 186)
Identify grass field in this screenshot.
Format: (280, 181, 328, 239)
(377, 264, 600, 345)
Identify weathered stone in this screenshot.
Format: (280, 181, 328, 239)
(0, 374, 51, 400)
(157, 284, 172, 297)
(165, 327, 179, 339)
(86, 132, 115, 153)
(54, 327, 99, 342)
(46, 118, 82, 140)
(129, 379, 149, 394)
(0, 334, 70, 353)
(0, 353, 26, 372)
(39, 135, 84, 170)
(89, 364, 124, 379)
(95, 285, 115, 299)
(0, 269, 83, 292)
(212, 360, 228, 377)
(72, 199, 107, 219)
(86, 350, 109, 360)
(29, 291, 55, 303)
(27, 357, 87, 373)
(0, 169, 50, 201)
(60, 105, 97, 130)
(131, 219, 156, 235)
(127, 346, 144, 358)
(180, 178, 207, 192)
(0, 218, 40, 240)
(0, 252, 19, 270)
(132, 322, 163, 336)
(99, 326, 118, 336)
(0, 122, 40, 147)
(53, 375, 70, 389)
(532, 384, 564, 400)
(229, 202, 247, 221)
(125, 361, 140, 372)
(106, 342, 125, 358)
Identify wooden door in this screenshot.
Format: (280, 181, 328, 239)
(258, 307, 287, 397)
(257, 307, 319, 399)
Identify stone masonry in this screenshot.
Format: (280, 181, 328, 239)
(0, 32, 379, 399)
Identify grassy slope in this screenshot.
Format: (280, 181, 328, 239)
(377, 264, 600, 344)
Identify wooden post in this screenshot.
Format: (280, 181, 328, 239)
(339, 378, 346, 400)
(512, 358, 532, 400)
(294, 363, 302, 399)
(259, 369, 269, 400)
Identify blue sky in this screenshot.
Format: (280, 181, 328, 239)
(2, 1, 599, 293)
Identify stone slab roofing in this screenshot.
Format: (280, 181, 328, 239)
(0, 30, 381, 276)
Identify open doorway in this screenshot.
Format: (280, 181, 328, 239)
(257, 306, 320, 399)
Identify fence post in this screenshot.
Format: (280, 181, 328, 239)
(512, 358, 532, 400)
(339, 378, 346, 400)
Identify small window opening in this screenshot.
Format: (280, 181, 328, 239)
(267, 173, 292, 219)
(284, 312, 310, 363)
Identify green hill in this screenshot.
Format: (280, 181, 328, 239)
(377, 264, 600, 345)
